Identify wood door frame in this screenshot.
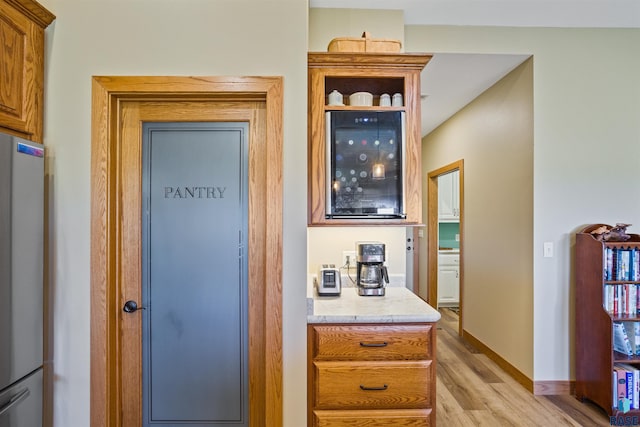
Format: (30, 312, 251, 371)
(427, 159, 463, 336)
(90, 76, 283, 426)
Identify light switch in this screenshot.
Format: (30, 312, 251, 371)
(543, 242, 553, 258)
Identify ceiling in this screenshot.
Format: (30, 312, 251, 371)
(310, 0, 639, 136)
(420, 53, 530, 136)
(309, 0, 640, 28)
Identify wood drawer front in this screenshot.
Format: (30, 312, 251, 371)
(314, 360, 432, 409)
(313, 409, 432, 427)
(311, 324, 432, 360)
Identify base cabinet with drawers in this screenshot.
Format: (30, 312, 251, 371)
(307, 323, 436, 426)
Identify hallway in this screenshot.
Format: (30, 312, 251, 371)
(436, 309, 610, 426)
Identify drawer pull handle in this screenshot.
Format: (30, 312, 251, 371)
(360, 384, 388, 391)
(359, 341, 388, 347)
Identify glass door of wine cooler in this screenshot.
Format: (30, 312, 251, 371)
(326, 111, 405, 219)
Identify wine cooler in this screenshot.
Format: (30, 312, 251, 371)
(325, 111, 406, 219)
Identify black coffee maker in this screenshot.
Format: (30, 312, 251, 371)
(356, 242, 389, 296)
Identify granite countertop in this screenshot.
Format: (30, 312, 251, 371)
(307, 277, 441, 324)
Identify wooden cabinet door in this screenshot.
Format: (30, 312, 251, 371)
(0, 0, 53, 142)
(452, 170, 460, 216)
(438, 170, 460, 221)
(438, 172, 455, 219)
(0, 2, 30, 133)
(438, 265, 459, 306)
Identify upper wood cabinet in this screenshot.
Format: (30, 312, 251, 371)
(308, 52, 431, 226)
(0, 0, 55, 142)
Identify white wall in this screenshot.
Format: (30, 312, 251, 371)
(307, 227, 407, 275)
(40, 0, 308, 425)
(407, 26, 640, 382)
(308, 8, 404, 52)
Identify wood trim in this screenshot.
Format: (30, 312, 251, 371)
(426, 159, 463, 335)
(533, 381, 575, 396)
(426, 173, 438, 308)
(462, 329, 534, 393)
(264, 80, 284, 424)
(404, 71, 423, 226)
(307, 324, 315, 427)
(90, 76, 283, 427)
(308, 52, 432, 70)
(457, 164, 464, 336)
(90, 77, 113, 427)
(4, 0, 55, 28)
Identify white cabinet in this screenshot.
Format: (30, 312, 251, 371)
(437, 253, 459, 307)
(438, 170, 459, 222)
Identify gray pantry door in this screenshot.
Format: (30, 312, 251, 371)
(141, 122, 249, 426)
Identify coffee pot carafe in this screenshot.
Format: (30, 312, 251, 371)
(356, 242, 389, 296)
(358, 263, 389, 287)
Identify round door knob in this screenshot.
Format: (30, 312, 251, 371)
(123, 300, 145, 313)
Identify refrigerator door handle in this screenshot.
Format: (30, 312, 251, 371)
(0, 388, 30, 416)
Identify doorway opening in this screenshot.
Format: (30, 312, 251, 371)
(427, 159, 463, 336)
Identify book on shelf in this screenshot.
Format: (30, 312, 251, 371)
(605, 247, 640, 282)
(615, 363, 640, 410)
(615, 365, 631, 412)
(626, 322, 640, 356)
(624, 285, 639, 316)
(614, 370, 618, 409)
(620, 250, 630, 281)
(614, 322, 634, 356)
(604, 284, 613, 313)
(604, 284, 640, 316)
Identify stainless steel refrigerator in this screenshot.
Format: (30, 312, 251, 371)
(0, 132, 44, 427)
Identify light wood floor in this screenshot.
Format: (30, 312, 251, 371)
(437, 308, 611, 426)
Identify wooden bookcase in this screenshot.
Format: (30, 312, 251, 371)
(576, 223, 640, 417)
(307, 52, 431, 226)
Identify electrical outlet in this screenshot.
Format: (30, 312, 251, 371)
(342, 251, 356, 267)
